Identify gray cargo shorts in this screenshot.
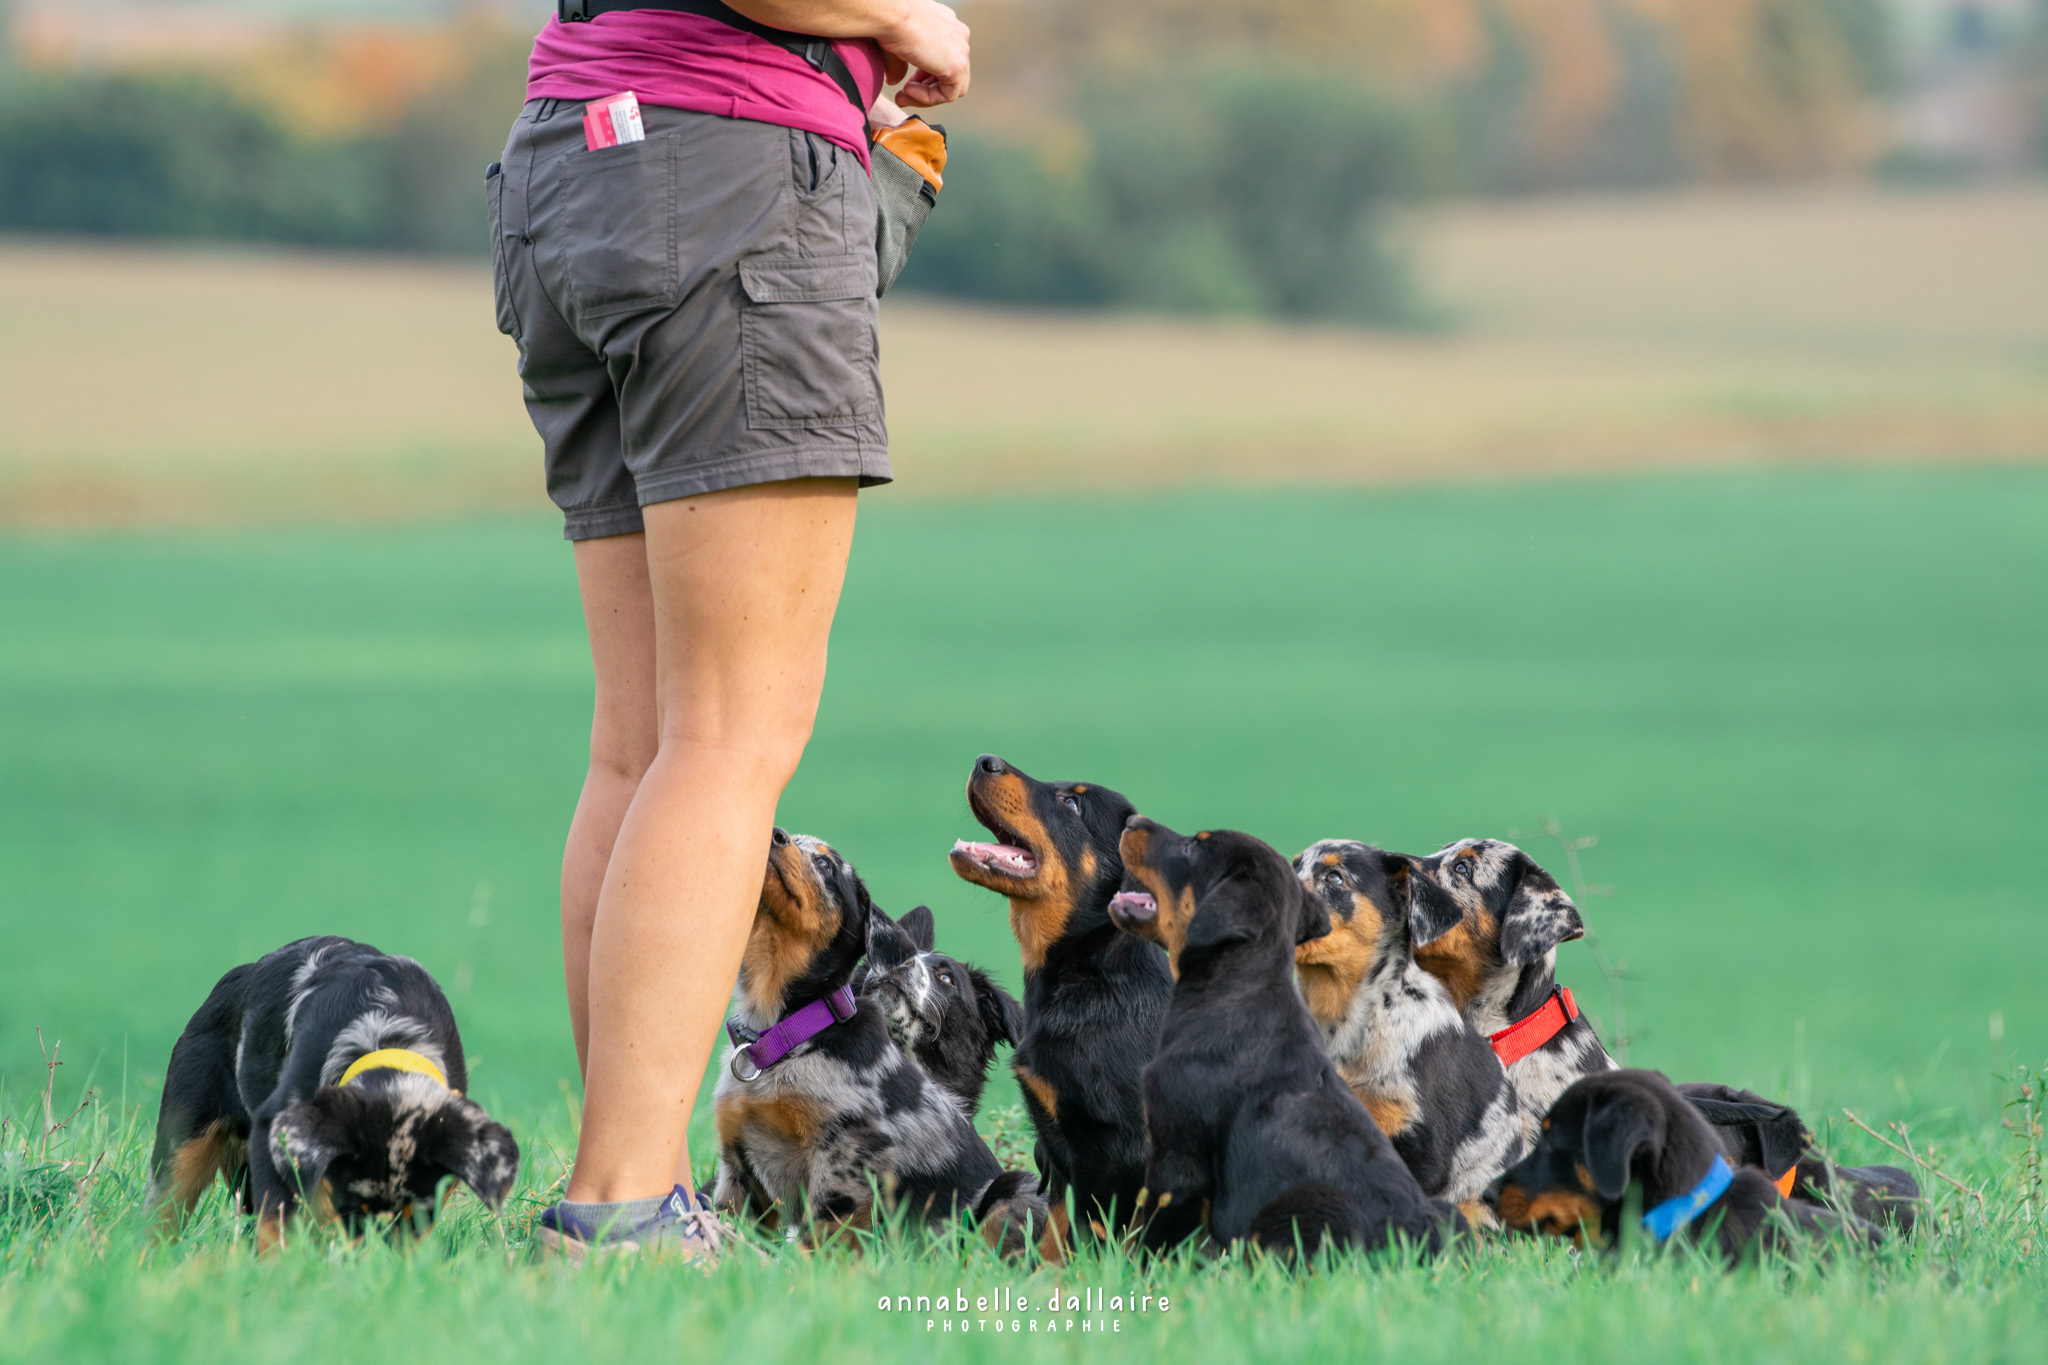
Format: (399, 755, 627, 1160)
(490, 99, 890, 541)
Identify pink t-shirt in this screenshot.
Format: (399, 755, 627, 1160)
(528, 13, 886, 169)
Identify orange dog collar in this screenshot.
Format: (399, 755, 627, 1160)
(1773, 1165, 1798, 1199)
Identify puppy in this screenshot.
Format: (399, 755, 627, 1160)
(712, 829, 1042, 1249)
(858, 903, 1023, 1118)
(1493, 1069, 1873, 1261)
(1679, 1082, 1920, 1234)
(1113, 818, 1462, 1257)
(1293, 840, 1525, 1225)
(950, 754, 1173, 1249)
(1405, 839, 1615, 1131)
(145, 936, 519, 1246)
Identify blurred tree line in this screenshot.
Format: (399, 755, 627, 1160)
(0, 0, 2011, 323)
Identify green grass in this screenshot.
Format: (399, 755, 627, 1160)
(1, 465, 2045, 1360)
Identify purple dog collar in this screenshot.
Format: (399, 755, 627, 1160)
(728, 984, 857, 1082)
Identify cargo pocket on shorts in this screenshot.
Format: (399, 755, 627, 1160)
(487, 163, 522, 340)
(559, 135, 680, 319)
(737, 253, 880, 430)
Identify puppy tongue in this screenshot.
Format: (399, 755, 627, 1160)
(1109, 890, 1157, 920)
(954, 839, 1037, 876)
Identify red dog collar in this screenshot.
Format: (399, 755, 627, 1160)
(1488, 985, 1580, 1066)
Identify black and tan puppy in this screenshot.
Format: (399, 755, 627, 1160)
(1405, 839, 1615, 1133)
(1113, 818, 1461, 1257)
(712, 830, 1041, 1249)
(950, 755, 1173, 1250)
(1679, 1082, 1920, 1234)
(1493, 1069, 1873, 1262)
(145, 936, 519, 1247)
(858, 904, 1023, 1118)
(1293, 840, 1525, 1225)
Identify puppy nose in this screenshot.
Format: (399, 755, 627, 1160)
(976, 754, 1006, 775)
(770, 827, 790, 846)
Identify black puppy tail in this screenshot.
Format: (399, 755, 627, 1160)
(1250, 1182, 1363, 1260)
(974, 1170, 1048, 1259)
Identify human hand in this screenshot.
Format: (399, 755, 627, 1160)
(878, 0, 968, 107)
(867, 93, 910, 130)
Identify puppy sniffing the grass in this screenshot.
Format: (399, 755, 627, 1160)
(146, 936, 519, 1247)
(857, 903, 1023, 1118)
(1113, 818, 1462, 1258)
(711, 830, 1043, 1250)
(1293, 840, 1526, 1225)
(950, 755, 1172, 1251)
(1492, 1069, 1875, 1262)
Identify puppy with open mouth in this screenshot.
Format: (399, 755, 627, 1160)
(949, 754, 1172, 1254)
(1112, 817, 1463, 1258)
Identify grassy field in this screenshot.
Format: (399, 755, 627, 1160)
(1, 466, 2045, 1361)
(3, 187, 2045, 524)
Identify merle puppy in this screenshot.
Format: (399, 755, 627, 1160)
(1493, 1069, 1875, 1262)
(711, 830, 1041, 1250)
(1293, 840, 1525, 1225)
(145, 936, 519, 1247)
(1112, 818, 1462, 1258)
(950, 755, 1172, 1253)
(858, 904, 1023, 1118)
(1405, 839, 1614, 1134)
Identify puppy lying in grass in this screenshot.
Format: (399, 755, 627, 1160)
(1112, 817, 1462, 1258)
(145, 936, 518, 1248)
(858, 903, 1023, 1118)
(1293, 840, 1526, 1226)
(712, 830, 1042, 1251)
(1493, 1069, 1879, 1262)
(951, 755, 1172, 1252)
(1680, 1082, 1920, 1234)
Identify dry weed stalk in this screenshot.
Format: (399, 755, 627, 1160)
(1515, 817, 1631, 1065)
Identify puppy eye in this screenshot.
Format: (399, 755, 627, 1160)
(1322, 869, 1345, 890)
(811, 853, 834, 875)
(1453, 858, 1474, 880)
(1060, 794, 1081, 815)
(938, 972, 953, 985)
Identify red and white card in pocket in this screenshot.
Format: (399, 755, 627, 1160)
(582, 91, 646, 150)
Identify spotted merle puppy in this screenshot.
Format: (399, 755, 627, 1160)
(145, 936, 519, 1247)
(1679, 1082, 1920, 1234)
(712, 830, 1042, 1250)
(1493, 1069, 1875, 1262)
(858, 904, 1023, 1118)
(1113, 819, 1462, 1258)
(1293, 840, 1525, 1226)
(950, 755, 1173, 1254)
(1405, 839, 1614, 1136)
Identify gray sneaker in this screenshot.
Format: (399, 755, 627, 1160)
(533, 1185, 727, 1265)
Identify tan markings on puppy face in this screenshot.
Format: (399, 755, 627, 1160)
(1496, 1182, 1601, 1238)
(715, 1091, 825, 1150)
(1412, 909, 1497, 1011)
(1362, 1093, 1417, 1138)
(1575, 1163, 1596, 1193)
(1294, 888, 1385, 1026)
(744, 839, 843, 1018)
(952, 770, 1078, 972)
(1015, 1065, 1060, 1122)
(162, 1119, 241, 1215)
(1118, 824, 1199, 974)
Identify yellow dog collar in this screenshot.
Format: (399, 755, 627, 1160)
(338, 1048, 453, 1092)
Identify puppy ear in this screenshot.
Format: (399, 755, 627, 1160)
(1686, 1095, 1809, 1177)
(901, 905, 937, 953)
(268, 1088, 359, 1204)
(1582, 1092, 1656, 1201)
(420, 1098, 521, 1209)
(1182, 875, 1260, 958)
(1498, 851, 1584, 966)
(972, 969, 1024, 1047)
(1292, 877, 1333, 946)
(1398, 856, 1464, 947)
(866, 905, 916, 972)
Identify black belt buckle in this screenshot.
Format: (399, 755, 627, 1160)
(559, 0, 592, 21)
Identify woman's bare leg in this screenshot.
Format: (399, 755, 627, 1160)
(563, 532, 660, 1077)
(567, 478, 859, 1203)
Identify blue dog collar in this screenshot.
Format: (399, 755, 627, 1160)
(1642, 1153, 1734, 1240)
